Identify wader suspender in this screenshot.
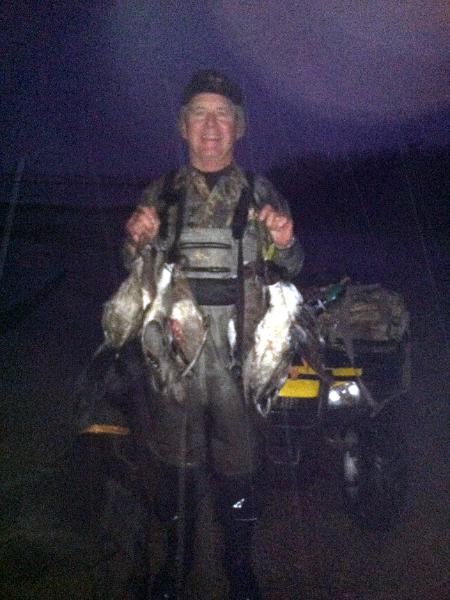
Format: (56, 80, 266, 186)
(158, 170, 186, 256)
(231, 173, 255, 372)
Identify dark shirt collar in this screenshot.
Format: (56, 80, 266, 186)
(193, 164, 234, 190)
(175, 162, 248, 191)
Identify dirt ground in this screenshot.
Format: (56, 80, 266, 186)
(1, 205, 448, 599)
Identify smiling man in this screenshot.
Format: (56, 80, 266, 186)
(181, 91, 243, 170)
(120, 70, 304, 600)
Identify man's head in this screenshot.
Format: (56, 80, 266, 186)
(181, 70, 243, 106)
(178, 70, 246, 172)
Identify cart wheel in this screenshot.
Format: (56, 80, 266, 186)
(341, 419, 408, 531)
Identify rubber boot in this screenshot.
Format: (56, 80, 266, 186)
(150, 513, 196, 600)
(151, 464, 202, 600)
(215, 475, 263, 600)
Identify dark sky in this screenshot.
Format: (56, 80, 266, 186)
(2, 1, 449, 179)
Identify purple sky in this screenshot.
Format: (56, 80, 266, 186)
(2, 1, 449, 178)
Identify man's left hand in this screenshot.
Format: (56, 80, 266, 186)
(258, 204, 294, 248)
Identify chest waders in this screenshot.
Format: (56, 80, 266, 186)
(151, 172, 263, 600)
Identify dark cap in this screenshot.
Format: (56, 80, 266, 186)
(182, 70, 243, 106)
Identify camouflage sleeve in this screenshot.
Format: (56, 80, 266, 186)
(122, 175, 166, 270)
(253, 176, 305, 278)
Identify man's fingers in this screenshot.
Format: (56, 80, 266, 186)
(258, 204, 286, 226)
(125, 206, 160, 243)
(265, 213, 281, 230)
(258, 204, 272, 221)
(272, 215, 289, 231)
(257, 203, 294, 248)
(258, 204, 289, 230)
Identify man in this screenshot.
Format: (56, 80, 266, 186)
(123, 70, 304, 600)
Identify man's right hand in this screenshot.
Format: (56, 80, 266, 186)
(125, 206, 161, 246)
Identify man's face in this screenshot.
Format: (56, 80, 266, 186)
(181, 93, 243, 172)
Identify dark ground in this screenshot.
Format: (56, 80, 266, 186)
(0, 152, 449, 600)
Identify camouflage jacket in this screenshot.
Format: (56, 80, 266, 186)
(124, 163, 304, 278)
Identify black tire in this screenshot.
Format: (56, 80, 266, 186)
(340, 418, 408, 531)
